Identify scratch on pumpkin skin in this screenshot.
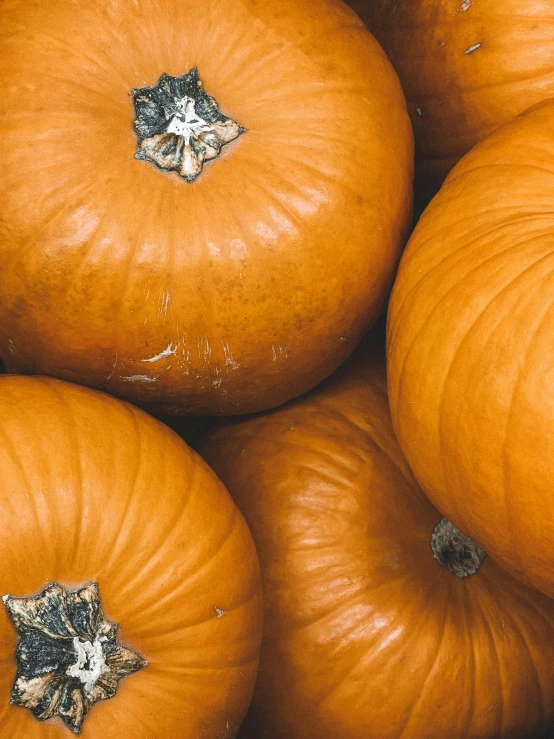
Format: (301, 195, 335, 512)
(211, 367, 223, 388)
(221, 341, 240, 370)
(158, 290, 171, 318)
(7, 339, 19, 356)
(141, 343, 178, 363)
(121, 375, 158, 383)
(107, 355, 119, 381)
(460, 0, 471, 10)
(464, 43, 482, 55)
(198, 337, 212, 363)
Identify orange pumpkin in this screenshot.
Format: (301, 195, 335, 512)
(0, 0, 412, 416)
(387, 99, 554, 599)
(0, 376, 262, 737)
(356, 0, 554, 204)
(201, 344, 554, 739)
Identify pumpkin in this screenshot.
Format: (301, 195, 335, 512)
(0, 376, 262, 737)
(0, 0, 412, 416)
(387, 98, 554, 599)
(355, 0, 554, 205)
(200, 343, 554, 739)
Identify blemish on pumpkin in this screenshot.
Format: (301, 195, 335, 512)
(122, 375, 158, 383)
(271, 345, 289, 361)
(158, 290, 171, 318)
(198, 338, 212, 362)
(460, 0, 471, 10)
(464, 43, 482, 55)
(7, 339, 19, 356)
(107, 355, 119, 382)
(222, 341, 240, 370)
(416, 107, 423, 117)
(142, 343, 178, 363)
(230, 239, 248, 260)
(214, 607, 226, 618)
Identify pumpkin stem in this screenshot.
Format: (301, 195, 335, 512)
(2, 582, 147, 734)
(430, 518, 487, 578)
(132, 68, 244, 182)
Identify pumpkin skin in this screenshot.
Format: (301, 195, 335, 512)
(387, 99, 554, 599)
(200, 344, 554, 739)
(354, 0, 554, 204)
(0, 376, 262, 737)
(0, 0, 412, 416)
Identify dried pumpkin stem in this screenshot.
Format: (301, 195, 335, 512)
(430, 518, 487, 578)
(2, 582, 146, 734)
(132, 68, 244, 182)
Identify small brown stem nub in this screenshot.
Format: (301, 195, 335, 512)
(431, 518, 487, 578)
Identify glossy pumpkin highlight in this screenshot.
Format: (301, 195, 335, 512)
(0, 376, 262, 737)
(0, 0, 412, 415)
(201, 345, 554, 739)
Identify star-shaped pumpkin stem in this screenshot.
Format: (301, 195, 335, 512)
(2, 582, 147, 734)
(132, 68, 244, 182)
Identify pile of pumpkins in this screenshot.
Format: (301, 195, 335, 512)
(0, 0, 553, 736)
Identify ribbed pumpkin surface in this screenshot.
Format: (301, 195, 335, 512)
(0, 376, 262, 737)
(0, 0, 412, 415)
(201, 345, 554, 739)
(388, 99, 554, 598)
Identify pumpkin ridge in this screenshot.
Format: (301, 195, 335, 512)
(0, 167, 120, 275)
(0, 418, 52, 555)
(319, 400, 414, 486)
(31, 30, 126, 92)
(395, 579, 453, 739)
(497, 292, 554, 577)
(500, 601, 547, 727)
(100, 408, 147, 576)
(108, 186, 165, 338)
(124, 506, 241, 622)
(391, 235, 537, 420)
(45, 382, 88, 563)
